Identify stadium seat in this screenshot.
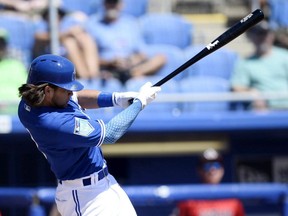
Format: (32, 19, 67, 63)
(141, 44, 186, 80)
(183, 45, 239, 80)
(125, 76, 180, 114)
(79, 77, 124, 92)
(61, 0, 103, 15)
(0, 14, 36, 66)
(139, 13, 193, 49)
(179, 76, 230, 112)
(268, 0, 288, 29)
(122, 0, 148, 17)
(80, 77, 125, 116)
(61, 0, 147, 17)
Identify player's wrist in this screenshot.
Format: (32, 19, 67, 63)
(97, 92, 114, 107)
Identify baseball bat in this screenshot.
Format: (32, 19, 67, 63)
(153, 9, 264, 87)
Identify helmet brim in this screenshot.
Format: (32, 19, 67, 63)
(53, 80, 84, 91)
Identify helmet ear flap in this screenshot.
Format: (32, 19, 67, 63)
(27, 54, 83, 91)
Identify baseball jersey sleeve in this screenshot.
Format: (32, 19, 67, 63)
(103, 100, 142, 144)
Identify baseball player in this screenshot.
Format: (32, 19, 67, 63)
(18, 54, 161, 216)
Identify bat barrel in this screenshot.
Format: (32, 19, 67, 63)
(153, 9, 264, 87)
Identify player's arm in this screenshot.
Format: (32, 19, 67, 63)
(77, 89, 138, 109)
(57, 82, 160, 148)
(103, 82, 161, 144)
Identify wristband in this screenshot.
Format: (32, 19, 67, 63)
(97, 92, 113, 107)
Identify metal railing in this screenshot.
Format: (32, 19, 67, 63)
(1, 183, 288, 216)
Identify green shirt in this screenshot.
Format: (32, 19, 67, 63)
(231, 46, 288, 109)
(0, 58, 27, 114)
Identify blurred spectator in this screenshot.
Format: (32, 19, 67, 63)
(0, 0, 48, 15)
(170, 148, 245, 216)
(259, 0, 288, 49)
(196, 148, 225, 184)
(0, 28, 27, 114)
(33, 7, 100, 80)
(231, 21, 288, 111)
(85, 0, 166, 85)
(61, 0, 104, 16)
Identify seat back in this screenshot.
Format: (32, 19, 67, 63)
(122, 0, 148, 17)
(139, 13, 193, 49)
(142, 44, 186, 80)
(183, 45, 238, 80)
(179, 76, 230, 112)
(125, 76, 180, 114)
(268, 0, 288, 28)
(61, 0, 103, 15)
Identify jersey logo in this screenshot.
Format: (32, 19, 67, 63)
(74, 117, 94, 137)
(24, 103, 31, 112)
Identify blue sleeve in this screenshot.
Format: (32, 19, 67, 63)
(103, 100, 142, 144)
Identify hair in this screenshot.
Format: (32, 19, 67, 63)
(18, 83, 57, 106)
(0, 36, 7, 60)
(105, 0, 120, 4)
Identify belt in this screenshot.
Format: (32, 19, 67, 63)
(59, 167, 109, 187)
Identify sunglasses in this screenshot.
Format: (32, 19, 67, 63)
(202, 162, 222, 171)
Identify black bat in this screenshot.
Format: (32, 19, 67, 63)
(153, 9, 264, 87)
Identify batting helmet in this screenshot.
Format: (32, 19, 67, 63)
(27, 54, 84, 91)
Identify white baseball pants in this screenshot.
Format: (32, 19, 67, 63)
(55, 174, 137, 216)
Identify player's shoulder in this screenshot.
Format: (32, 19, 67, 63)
(18, 99, 87, 128)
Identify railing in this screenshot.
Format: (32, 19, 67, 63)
(2, 92, 288, 105)
(3, 92, 288, 134)
(1, 183, 288, 216)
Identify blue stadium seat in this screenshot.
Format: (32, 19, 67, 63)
(179, 76, 230, 112)
(61, 0, 147, 17)
(125, 76, 180, 114)
(183, 45, 238, 80)
(139, 13, 193, 49)
(0, 14, 36, 66)
(268, 0, 288, 29)
(141, 44, 186, 80)
(79, 77, 124, 92)
(80, 77, 125, 116)
(122, 0, 148, 17)
(61, 0, 103, 15)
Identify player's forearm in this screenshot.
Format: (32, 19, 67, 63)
(103, 100, 142, 144)
(77, 90, 102, 109)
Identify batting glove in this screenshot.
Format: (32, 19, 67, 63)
(113, 92, 138, 108)
(134, 82, 161, 109)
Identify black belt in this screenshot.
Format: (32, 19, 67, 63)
(59, 167, 109, 186)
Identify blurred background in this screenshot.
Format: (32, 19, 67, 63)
(1, 0, 288, 215)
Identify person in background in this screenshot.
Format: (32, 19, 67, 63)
(0, 0, 48, 15)
(197, 148, 225, 184)
(33, 7, 100, 80)
(259, 0, 288, 49)
(170, 148, 245, 216)
(231, 21, 288, 111)
(0, 29, 27, 114)
(85, 0, 166, 85)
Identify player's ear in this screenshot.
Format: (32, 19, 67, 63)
(44, 85, 55, 97)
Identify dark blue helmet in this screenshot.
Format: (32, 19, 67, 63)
(27, 54, 84, 91)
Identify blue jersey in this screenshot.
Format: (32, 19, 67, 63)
(18, 98, 106, 180)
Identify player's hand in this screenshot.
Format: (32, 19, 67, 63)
(134, 82, 161, 109)
(113, 92, 138, 108)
